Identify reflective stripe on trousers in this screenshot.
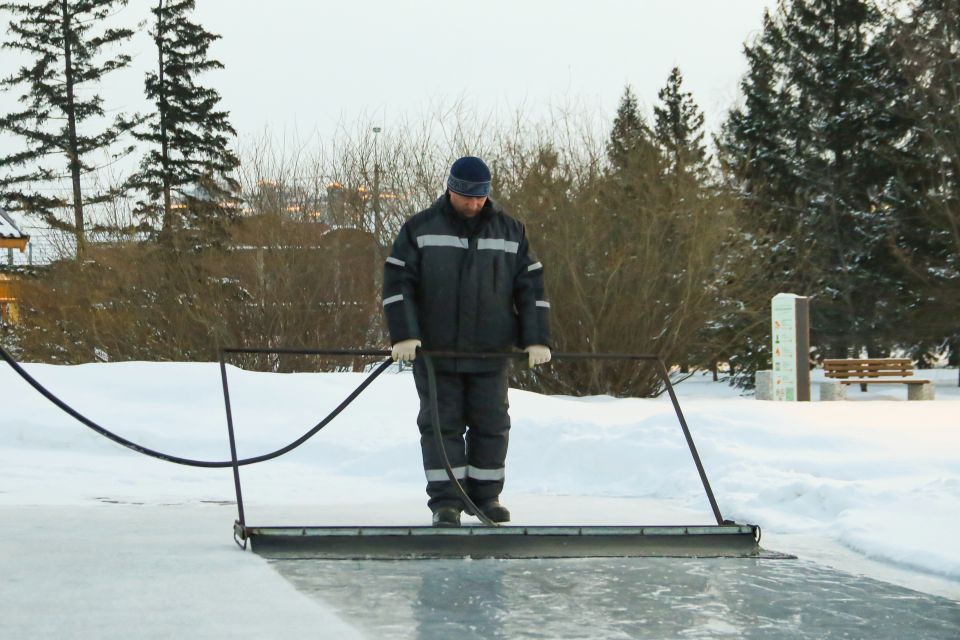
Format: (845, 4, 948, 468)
(424, 465, 505, 482)
(414, 361, 511, 509)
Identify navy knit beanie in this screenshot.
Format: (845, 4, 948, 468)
(447, 156, 492, 197)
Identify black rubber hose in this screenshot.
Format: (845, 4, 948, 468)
(0, 344, 392, 468)
(3, 344, 728, 526)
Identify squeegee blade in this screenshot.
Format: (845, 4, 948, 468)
(240, 524, 792, 560)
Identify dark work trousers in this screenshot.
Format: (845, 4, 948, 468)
(413, 361, 511, 511)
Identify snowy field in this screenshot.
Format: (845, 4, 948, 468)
(1, 359, 958, 637)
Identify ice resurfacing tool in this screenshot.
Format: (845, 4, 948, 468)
(221, 347, 788, 560)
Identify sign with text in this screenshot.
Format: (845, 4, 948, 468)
(771, 293, 811, 401)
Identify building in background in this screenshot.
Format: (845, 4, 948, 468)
(1, 208, 28, 256)
(0, 209, 75, 267)
(0, 209, 29, 323)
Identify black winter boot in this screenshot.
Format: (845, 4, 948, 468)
(468, 499, 510, 523)
(431, 506, 462, 528)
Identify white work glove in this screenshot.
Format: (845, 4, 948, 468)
(391, 339, 421, 362)
(524, 344, 551, 368)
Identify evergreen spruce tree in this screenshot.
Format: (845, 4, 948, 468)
(606, 85, 657, 173)
(883, 0, 960, 363)
(601, 84, 740, 381)
(717, 10, 806, 382)
(653, 67, 709, 183)
(131, 0, 240, 246)
(0, 0, 137, 256)
(720, 10, 797, 229)
(604, 84, 661, 228)
(721, 0, 901, 360)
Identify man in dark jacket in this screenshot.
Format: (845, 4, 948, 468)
(382, 156, 551, 527)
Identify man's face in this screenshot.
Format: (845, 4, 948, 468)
(449, 191, 487, 218)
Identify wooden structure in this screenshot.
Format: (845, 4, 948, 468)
(0, 209, 29, 254)
(0, 274, 22, 324)
(0, 210, 28, 324)
(821, 358, 934, 401)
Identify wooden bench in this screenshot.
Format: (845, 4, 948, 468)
(820, 358, 935, 401)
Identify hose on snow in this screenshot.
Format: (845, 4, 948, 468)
(0, 343, 392, 468)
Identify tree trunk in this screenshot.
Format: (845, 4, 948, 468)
(156, 0, 174, 247)
(60, 0, 86, 258)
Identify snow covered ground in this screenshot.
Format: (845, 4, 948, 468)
(1, 359, 958, 637)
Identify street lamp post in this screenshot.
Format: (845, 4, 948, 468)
(372, 126, 382, 247)
(371, 126, 384, 306)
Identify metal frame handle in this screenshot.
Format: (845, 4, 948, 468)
(219, 347, 727, 536)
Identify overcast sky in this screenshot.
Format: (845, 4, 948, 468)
(1, 1, 778, 156)
(190, 0, 777, 140)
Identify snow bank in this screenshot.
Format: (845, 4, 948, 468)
(2, 361, 958, 587)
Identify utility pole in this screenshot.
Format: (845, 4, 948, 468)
(371, 126, 384, 312)
(372, 126, 382, 247)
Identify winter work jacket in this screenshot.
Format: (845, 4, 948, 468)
(383, 194, 550, 372)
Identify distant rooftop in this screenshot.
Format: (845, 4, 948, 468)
(1, 209, 30, 261)
(0, 209, 28, 241)
(0, 210, 73, 267)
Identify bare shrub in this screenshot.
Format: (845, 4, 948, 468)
(497, 137, 743, 396)
(14, 220, 377, 372)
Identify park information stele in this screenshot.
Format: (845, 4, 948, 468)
(771, 293, 811, 402)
